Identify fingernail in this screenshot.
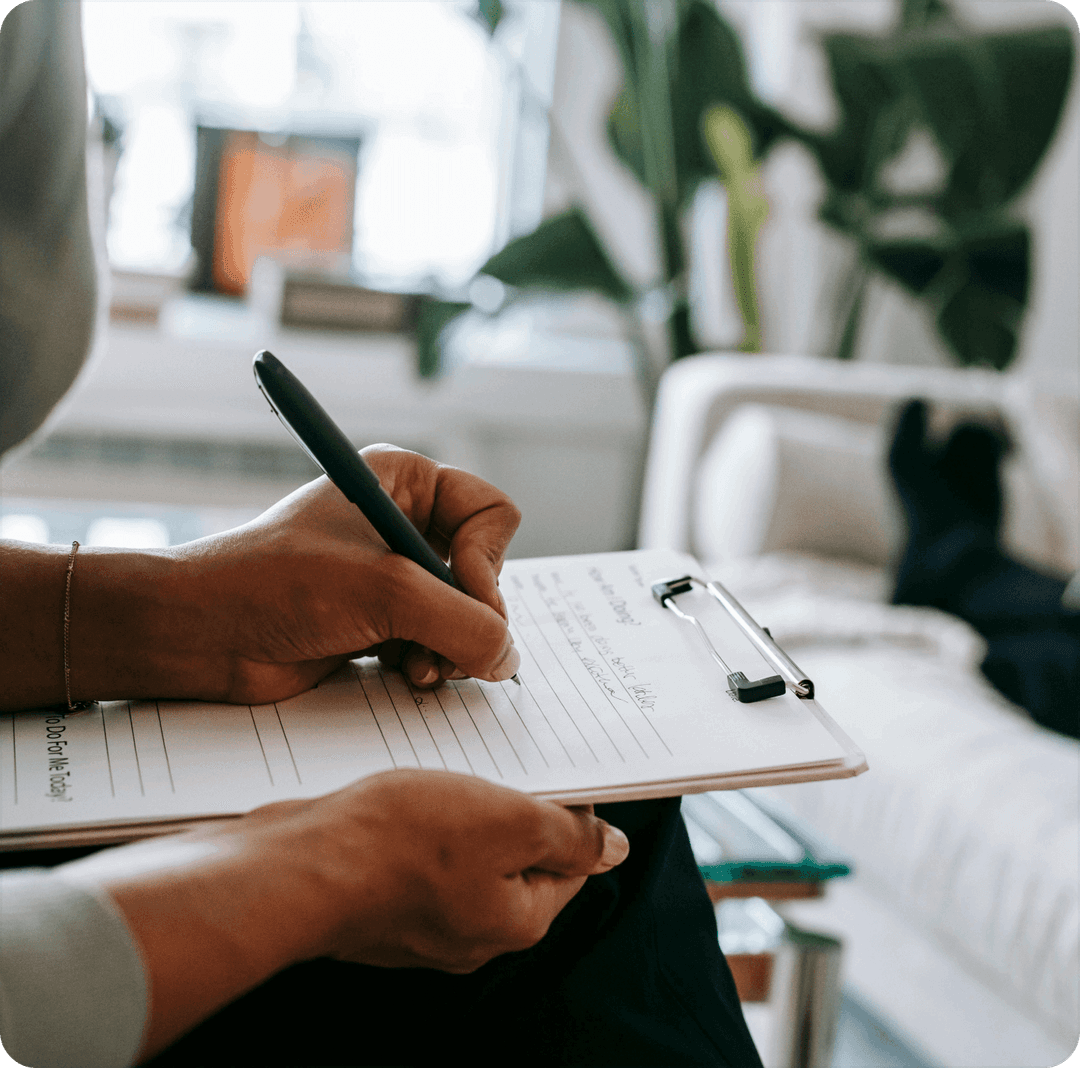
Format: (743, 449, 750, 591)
(414, 664, 439, 687)
(599, 822, 629, 869)
(490, 641, 521, 682)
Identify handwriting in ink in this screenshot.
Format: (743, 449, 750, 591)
(586, 567, 642, 626)
(628, 683, 657, 713)
(580, 657, 626, 703)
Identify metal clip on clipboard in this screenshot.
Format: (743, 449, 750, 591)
(651, 576, 815, 703)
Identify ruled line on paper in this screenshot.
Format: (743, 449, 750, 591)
(552, 574, 672, 758)
(511, 576, 625, 763)
(127, 703, 145, 796)
(501, 673, 576, 767)
(249, 707, 274, 786)
(528, 636, 602, 763)
(155, 703, 175, 793)
(494, 679, 550, 769)
(274, 704, 302, 785)
(361, 669, 420, 769)
(430, 686, 476, 775)
(392, 675, 448, 771)
(454, 685, 503, 779)
(100, 705, 115, 798)
(353, 662, 397, 769)
(463, 681, 528, 775)
(375, 669, 422, 767)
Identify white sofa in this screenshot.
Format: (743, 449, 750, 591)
(640, 354, 1079, 1066)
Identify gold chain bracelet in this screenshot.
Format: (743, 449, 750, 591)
(63, 541, 92, 712)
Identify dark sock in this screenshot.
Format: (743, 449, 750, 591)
(887, 399, 1080, 740)
(888, 399, 1004, 612)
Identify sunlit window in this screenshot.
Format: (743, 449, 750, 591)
(82, 1, 558, 292)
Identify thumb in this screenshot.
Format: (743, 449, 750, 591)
(525, 805, 630, 878)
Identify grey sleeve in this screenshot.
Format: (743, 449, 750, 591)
(0, 870, 147, 1068)
(0, 0, 98, 456)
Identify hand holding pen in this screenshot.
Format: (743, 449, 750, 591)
(252, 350, 521, 691)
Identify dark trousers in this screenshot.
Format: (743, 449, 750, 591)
(142, 797, 763, 1067)
(894, 521, 1080, 740)
(887, 399, 1080, 741)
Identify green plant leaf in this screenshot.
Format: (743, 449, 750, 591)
(869, 222, 1028, 361)
(583, 0, 652, 191)
(669, 299, 696, 361)
(811, 34, 910, 195)
(473, 0, 503, 36)
(595, 0, 786, 208)
(414, 299, 471, 379)
(865, 240, 946, 294)
(899, 27, 1073, 214)
(702, 105, 767, 350)
(984, 29, 1073, 200)
(962, 224, 1029, 304)
(936, 280, 1022, 370)
(608, 79, 648, 189)
(669, 0, 788, 203)
(899, 0, 954, 31)
(479, 207, 634, 303)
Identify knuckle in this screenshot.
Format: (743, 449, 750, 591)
(361, 443, 403, 465)
(513, 806, 548, 853)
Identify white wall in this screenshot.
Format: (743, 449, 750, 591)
(544, 0, 1080, 401)
(7, 304, 646, 558)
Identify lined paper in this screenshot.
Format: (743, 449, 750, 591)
(1, 549, 861, 841)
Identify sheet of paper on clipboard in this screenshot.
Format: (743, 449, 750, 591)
(495, 548, 866, 803)
(1, 548, 866, 850)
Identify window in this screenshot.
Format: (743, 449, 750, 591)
(83, 1, 560, 292)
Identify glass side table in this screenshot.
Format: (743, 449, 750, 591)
(683, 790, 852, 1068)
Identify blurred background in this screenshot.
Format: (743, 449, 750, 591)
(1, 3, 1077, 1065)
(2, 0, 1076, 559)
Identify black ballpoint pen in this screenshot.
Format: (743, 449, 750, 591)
(253, 350, 520, 683)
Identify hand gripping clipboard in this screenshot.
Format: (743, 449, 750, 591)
(653, 575, 814, 704)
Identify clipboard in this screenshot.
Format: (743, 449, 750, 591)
(652, 574, 813, 703)
(1, 548, 867, 850)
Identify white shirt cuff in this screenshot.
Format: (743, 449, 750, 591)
(0, 869, 147, 1068)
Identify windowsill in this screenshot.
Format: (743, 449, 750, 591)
(12, 289, 648, 555)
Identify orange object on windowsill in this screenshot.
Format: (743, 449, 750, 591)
(212, 131, 357, 296)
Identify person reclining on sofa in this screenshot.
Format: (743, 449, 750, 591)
(889, 399, 1079, 740)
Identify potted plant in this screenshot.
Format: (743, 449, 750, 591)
(418, 0, 1072, 398)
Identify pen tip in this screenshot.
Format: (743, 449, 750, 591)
(511, 674, 522, 685)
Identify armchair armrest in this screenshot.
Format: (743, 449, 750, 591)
(637, 353, 1073, 572)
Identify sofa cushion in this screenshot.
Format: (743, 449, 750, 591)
(714, 554, 1080, 1043)
(692, 404, 903, 566)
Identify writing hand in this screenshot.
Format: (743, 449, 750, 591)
(1, 445, 522, 710)
(168, 444, 522, 703)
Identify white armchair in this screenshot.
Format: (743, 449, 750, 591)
(639, 353, 1079, 1066)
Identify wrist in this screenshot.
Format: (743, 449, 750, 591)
(69, 547, 232, 702)
(60, 825, 327, 1060)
